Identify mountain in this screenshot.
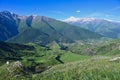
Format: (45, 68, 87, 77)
(0, 11, 102, 45)
(64, 17, 120, 38)
(0, 11, 19, 41)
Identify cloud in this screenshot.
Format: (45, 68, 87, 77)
(76, 10, 80, 13)
(50, 10, 64, 15)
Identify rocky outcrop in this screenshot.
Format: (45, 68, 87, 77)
(6, 61, 32, 78)
(109, 57, 120, 62)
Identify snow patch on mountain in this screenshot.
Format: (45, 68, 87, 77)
(63, 16, 96, 22)
(63, 16, 120, 23)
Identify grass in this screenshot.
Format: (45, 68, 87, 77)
(0, 62, 30, 80)
(33, 56, 120, 80)
(1, 40, 120, 80)
(61, 52, 91, 62)
(1, 41, 92, 72)
(0, 42, 93, 80)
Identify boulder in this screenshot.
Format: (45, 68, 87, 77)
(109, 57, 120, 62)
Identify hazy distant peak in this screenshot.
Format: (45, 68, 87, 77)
(63, 16, 119, 23)
(63, 16, 96, 22)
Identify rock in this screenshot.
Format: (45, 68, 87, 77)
(35, 65, 51, 73)
(7, 61, 24, 72)
(6, 61, 9, 65)
(109, 57, 120, 62)
(6, 61, 32, 78)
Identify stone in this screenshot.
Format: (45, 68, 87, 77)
(109, 57, 120, 62)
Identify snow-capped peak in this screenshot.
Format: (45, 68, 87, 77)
(63, 16, 97, 22)
(63, 16, 80, 22)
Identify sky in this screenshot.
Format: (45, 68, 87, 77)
(0, 0, 120, 21)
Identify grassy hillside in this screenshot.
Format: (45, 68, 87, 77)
(93, 40, 120, 56)
(0, 61, 31, 80)
(66, 39, 120, 56)
(0, 41, 91, 72)
(61, 52, 91, 62)
(0, 40, 120, 80)
(1, 39, 120, 80)
(33, 56, 120, 80)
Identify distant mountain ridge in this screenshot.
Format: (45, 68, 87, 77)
(0, 11, 102, 45)
(64, 16, 120, 38)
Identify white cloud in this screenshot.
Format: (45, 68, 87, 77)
(76, 10, 80, 13)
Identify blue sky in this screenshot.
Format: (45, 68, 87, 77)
(0, 0, 120, 21)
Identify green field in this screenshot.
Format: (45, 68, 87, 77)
(61, 52, 91, 62)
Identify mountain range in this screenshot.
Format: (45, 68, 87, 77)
(0, 11, 102, 45)
(64, 16, 120, 39)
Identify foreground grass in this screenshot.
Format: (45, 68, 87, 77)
(33, 56, 120, 80)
